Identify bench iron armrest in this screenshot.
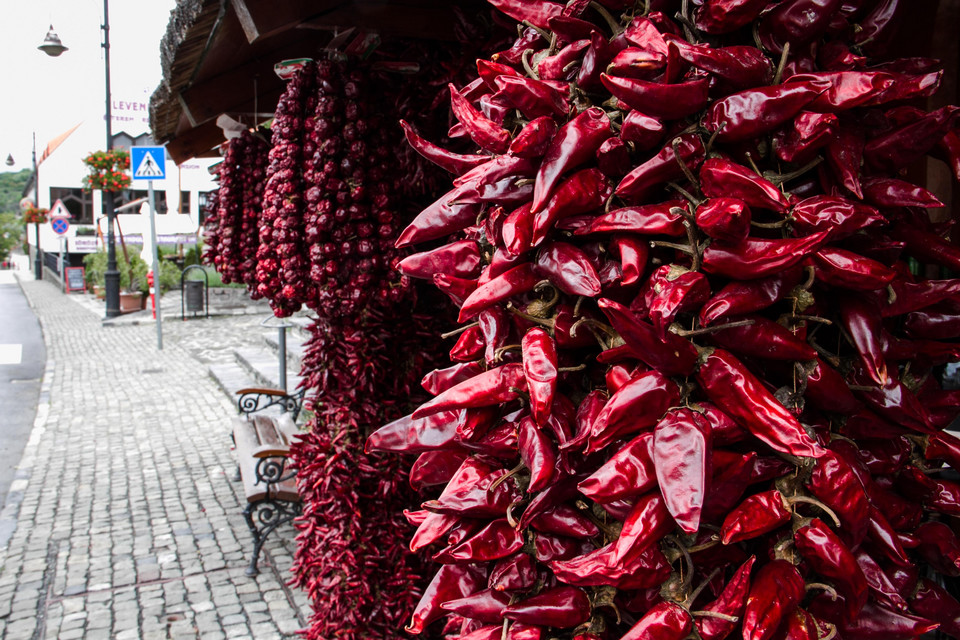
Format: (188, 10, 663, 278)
(236, 387, 306, 419)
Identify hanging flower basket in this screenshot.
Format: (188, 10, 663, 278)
(82, 149, 131, 192)
(23, 206, 49, 225)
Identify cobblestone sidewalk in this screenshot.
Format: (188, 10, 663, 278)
(0, 279, 309, 639)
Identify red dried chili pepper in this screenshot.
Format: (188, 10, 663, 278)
(742, 559, 806, 640)
(400, 120, 488, 175)
(803, 357, 862, 415)
(582, 369, 680, 454)
(503, 586, 591, 629)
(489, 552, 538, 592)
(532, 107, 612, 213)
(399, 240, 483, 281)
(422, 362, 487, 396)
(709, 314, 817, 361)
(612, 491, 674, 562)
(699, 265, 803, 326)
(700, 158, 791, 213)
(853, 0, 904, 54)
(534, 241, 602, 297)
(773, 110, 837, 163)
(864, 105, 960, 171)
(696, 197, 751, 244)
(643, 265, 711, 337)
(702, 231, 828, 281)
(576, 199, 687, 237)
(862, 176, 944, 208)
(539, 38, 591, 81)
(610, 234, 649, 285)
(620, 111, 665, 151)
(493, 75, 569, 119)
(825, 127, 865, 198)
(550, 540, 671, 589)
(448, 518, 526, 562)
(578, 431, 656, 503)
(448, 83, 511, 155)
(621, 600, 693, 640)
(694, 0, 769, 33)
(893, 222, 960, 273)
(855, 548, 911, 613)
(367, 410, 462, 454)
(487, 0, 564, 29)
(670, 38, 773, 90)
(653, 408, 712, 533)
(789, 195, 885, 240)
(520, 329, 558, 427)
(616, 133, 705, 201)
(757, 0, 844, 53)
(530, 504, 599, 539)
(407, 564, 486, 633)
(605, 47, 667, 79)
(396, 186, 483, 247)
(703, 81, 830, 142)
(720, 489, 791, 544)
(909, 578, 960, 639)
(510, 116, 560, 158)
(517, 416, 557, 492)
(441, 588, 512, 624)
(813, 247, 897, 290)
(599, 298, 700, 376)
(410, 450, 470, 490)
(601, 74, 710, 119)
(458, 263, 539, 322)
(696, 555, 756, 640)
(697, 348, 826, 459)
(794, 517, 868, 620)
(413, 363, 527, 418)
(530, 168, 612, 247)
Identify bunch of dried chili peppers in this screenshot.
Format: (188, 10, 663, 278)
(273, 57, 456, 639)
(368, 0, 960, 638)
(202, 128, 270, 290)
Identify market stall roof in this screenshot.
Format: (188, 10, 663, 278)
(150, 0, 484, 164)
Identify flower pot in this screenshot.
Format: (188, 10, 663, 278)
(119, 292, 145, 314)
(93, 285, 105, 300)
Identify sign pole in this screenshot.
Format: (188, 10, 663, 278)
(148, 179, 163, 350)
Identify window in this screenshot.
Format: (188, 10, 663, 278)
(180, 191, 190, 214)
(49, 187, 94, 224)
(197, 191, 215, 224)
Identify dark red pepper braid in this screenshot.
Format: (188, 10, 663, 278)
(354, 1, 960, 638)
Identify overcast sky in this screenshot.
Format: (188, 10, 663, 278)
(0, 0, 178, 173)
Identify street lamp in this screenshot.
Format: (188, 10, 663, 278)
(40, 4, 119, 317)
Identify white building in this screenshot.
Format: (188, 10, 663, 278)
(25, 102, 218, 270)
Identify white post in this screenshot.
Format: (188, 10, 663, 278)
(148, 180, 163, 350)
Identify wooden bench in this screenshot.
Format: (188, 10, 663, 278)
(232, 387, 306, 576)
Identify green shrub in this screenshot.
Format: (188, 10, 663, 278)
(83, 250, 181, 294)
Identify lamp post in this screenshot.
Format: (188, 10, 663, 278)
(39, 5, 119, 316)
(32, 134, 41, 281)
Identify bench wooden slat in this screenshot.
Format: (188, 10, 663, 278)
(233, 417, 300, 504)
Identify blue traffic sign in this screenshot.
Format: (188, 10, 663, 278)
(51, 218, 69, 235)
(131, 146, 166, 181)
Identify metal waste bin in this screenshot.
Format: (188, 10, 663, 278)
(181, 265, 210, 319)
(185, 280, 204, 312)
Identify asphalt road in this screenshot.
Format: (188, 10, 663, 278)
(0, 271, 45, 513)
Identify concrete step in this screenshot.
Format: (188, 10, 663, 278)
(261, 330, 307, 372)
(208, 362, 261, 409)
(234, 346, 303, 393)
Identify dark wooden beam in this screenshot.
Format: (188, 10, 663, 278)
(166, 120, 225, 165)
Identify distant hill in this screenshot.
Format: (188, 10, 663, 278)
(0, 170, 30, 214)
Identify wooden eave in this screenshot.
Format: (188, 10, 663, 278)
(150, 0, 485, 164)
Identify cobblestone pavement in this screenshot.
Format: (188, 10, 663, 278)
(0, 277, 310, 639)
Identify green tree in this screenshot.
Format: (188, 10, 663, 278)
(0, 213, 21, 263)
(0, 170, 30, 213)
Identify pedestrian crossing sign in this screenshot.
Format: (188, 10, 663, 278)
(131, 146, 166, 181)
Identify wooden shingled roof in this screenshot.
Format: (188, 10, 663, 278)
(149, 0, 485, 164)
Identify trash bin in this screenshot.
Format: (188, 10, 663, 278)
(185, 280, 205, 312)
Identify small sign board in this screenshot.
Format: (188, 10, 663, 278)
(49, 199, 71, 219)
(68, 236, 98, 253)
(51, 217, 69, 235)
(131, 146, 166, 181)
(64, 266, 86, 293)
